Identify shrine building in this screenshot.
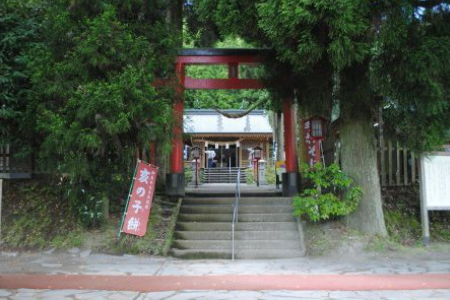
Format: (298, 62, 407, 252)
(183, 109, 273, 183)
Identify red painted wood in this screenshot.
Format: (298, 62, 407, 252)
(149, 142, 156, 165)
(283, 98, 298, 173)
(184, 77, 263, 90)
(314, 140, 321, 164)
(170, 63, 185, 174)
(176, 55, 262, 64)
(228, 63, 238, 78)
(2, 274, 450, 292)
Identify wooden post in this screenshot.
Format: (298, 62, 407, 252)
(411, 152, 416, 183)
(379, 107, 386, 186)
(403, 148, 408, 185)
(388, 140, 393, 185)
(282, 98, 298, 173)
(419, 156, 430, 246)
(396, 141, 401, 185)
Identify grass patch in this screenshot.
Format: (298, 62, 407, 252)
(97, 199, 179, 255)
(2, 180, 181, 256)
(303, 220, 366, 256)
(2, 180, 80, 250)
(382, 186, 450, 246)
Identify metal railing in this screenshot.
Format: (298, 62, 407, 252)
(231, 168, 241, 261)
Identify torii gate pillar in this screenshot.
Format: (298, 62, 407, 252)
(166, 62, 186, 197)
(282, 98, 300, 196)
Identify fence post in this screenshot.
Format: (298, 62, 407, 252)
(403, 148, 408, 185)
(388, 140, 393, 185)
(396, 141, 401, 185)
(378, 107, 386, 186)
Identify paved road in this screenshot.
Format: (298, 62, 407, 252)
(2, 250, 450, 276)
(2, 288, 450, 299)
(1, 250, 450, 299)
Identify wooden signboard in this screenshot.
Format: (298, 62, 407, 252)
(419, 151, 450, 245)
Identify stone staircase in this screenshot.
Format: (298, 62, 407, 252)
(202, 167, 247, 184)
(171, 191, 305, 259)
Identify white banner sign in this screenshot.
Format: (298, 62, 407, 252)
(420, 153, 450, 210)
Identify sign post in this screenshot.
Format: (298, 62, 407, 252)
(118, 160, 158, 238)
(419, 151, 450, 246)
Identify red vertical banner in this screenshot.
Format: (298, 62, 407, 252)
(121, 160, 158, 237)
(303, 120, 316, 167)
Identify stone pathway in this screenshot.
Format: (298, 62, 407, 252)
(2, 250, 450, 276)
(1, 249, 450, 299)
(1, 288, 450, 299)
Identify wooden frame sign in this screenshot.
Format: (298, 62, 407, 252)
(419, 152, 450, 245)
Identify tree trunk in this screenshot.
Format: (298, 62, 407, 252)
(340, 117, 387, 236)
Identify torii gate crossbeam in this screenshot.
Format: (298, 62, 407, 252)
(166, 48, 300, 197)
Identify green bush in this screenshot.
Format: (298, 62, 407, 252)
(293, 163, 362, 221)
(184, 165, 194, 184)
(264, 162, 276, 185)
(245, 167, 255, 184)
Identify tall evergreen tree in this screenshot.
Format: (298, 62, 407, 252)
(192, 0, 450, 235)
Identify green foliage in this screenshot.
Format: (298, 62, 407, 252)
(193, 0, 450, 152)
(3, 1, 180, 226)
(245, 167, 255, 184)
(2, 180, 82, 250)
(184, 165, 194, 184)
(2, 181, 180, 254)
(184, 36, 271, 110)
(0, 1, 41, 148)
(384, 210, 421, 245)
(264, 162, 276, 185)
(293, 163, 362, 221)
(372, 4, 450, 151)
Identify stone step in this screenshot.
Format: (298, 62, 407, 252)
(176, 222, 297, 232)
(171, 249, 304, 259)
(181, 205, 293, 214)
(203, 171, 243, 173)
(183, 197, 292, 205)
(174, 230, 300, 240)
(173, 239, 301, 250)
(178, 213, 295, 222)
(185, 191, 282, 198)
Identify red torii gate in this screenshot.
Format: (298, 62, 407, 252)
(166, 48, 299, 197)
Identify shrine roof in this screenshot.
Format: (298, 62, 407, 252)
(184, 109, 273, 134)
(178, 48, 270, 57)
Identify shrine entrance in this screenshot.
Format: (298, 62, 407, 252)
(166, 48, 300, 197)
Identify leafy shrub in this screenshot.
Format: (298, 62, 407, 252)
(293, 163, 362, 221)
(245, 167, 255, 184)
(184, 165, 194, 184)
(264, 162, 276, 185)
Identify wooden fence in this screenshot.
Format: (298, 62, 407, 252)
(322, 135, 419, 187)
(0, 145, 32, 179)
(378, 140, 419, 186)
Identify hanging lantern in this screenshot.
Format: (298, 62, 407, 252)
(253, 146, 263, 160)
(307, 116, 327, 140)
(191, 146, 201, 160)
